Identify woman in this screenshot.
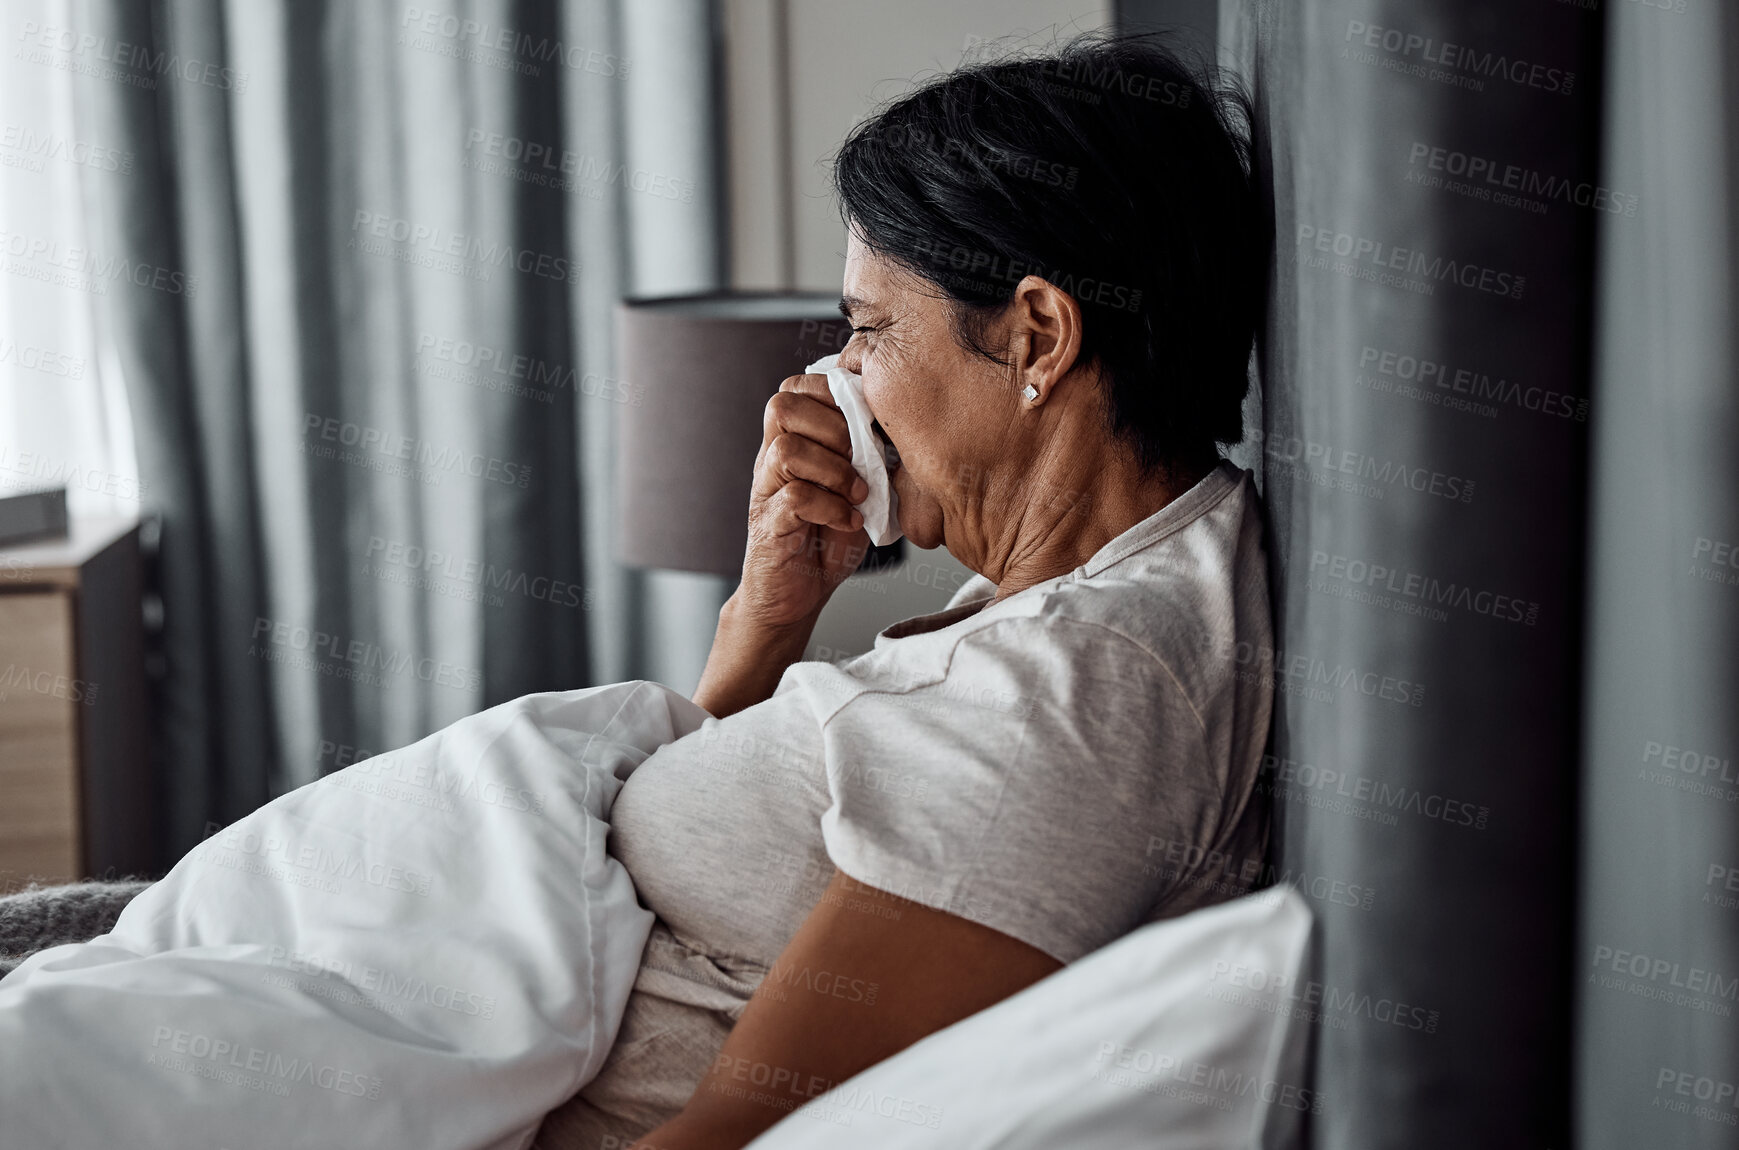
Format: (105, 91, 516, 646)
(536, 30, 1272, 1150)
(0, 29, 1268, 1150)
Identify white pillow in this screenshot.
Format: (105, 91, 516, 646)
(744, 885, 1315, 1150)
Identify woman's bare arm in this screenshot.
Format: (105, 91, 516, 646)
(690, 596, 819, 720)
(627, 871, 1062, 1150)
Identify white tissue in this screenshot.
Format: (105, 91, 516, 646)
(807, 353, 902, 546)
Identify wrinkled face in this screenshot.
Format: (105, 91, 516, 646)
(837, 230, 1024, 554)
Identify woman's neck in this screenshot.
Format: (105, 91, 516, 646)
(987, 451, 1215, 602)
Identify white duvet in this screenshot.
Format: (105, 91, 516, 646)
(0, 680, 711, 1150)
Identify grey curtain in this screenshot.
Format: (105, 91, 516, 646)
(1574, 2, 1739, 1147)
(70, 0, 725, 862)
(1219, 0, 1738, 1145)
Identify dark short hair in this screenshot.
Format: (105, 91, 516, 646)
(832, 31, 1263, 474)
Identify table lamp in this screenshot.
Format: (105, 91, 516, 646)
(615, 291, 906, 578)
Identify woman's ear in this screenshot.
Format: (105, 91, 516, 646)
(1009, 275, 1084, 405)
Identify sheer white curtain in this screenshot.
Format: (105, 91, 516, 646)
(570, 0, 733, 693)
(24, 0, 729, 864)
(0, 0, 140, 521)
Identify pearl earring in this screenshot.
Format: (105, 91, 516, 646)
(1021, 384, 1039, 402)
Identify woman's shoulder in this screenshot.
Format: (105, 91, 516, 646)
(1004, 464, 1269, 657)
(936, 468, 1271, 731)
(839, 465, 1268, 704)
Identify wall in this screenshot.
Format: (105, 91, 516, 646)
(1113, 0, 1216, 62)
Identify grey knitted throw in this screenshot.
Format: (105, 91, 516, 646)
(0, 880, 153, 977)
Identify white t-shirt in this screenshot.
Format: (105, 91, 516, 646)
(547, 460, 1275, 1142)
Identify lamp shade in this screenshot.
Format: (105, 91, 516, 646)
(615, 292, 904, 577)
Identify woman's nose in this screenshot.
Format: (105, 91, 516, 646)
(838, 334, 864, 375)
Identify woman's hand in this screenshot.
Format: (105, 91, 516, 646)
(691, 374, 870, 720)
(736, 372, 871, 628)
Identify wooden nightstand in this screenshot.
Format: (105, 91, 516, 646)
(0, 517, 153, 892)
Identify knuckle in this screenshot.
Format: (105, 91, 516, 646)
(763, 393, 793, 435)
(763, 434, 791, 468)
